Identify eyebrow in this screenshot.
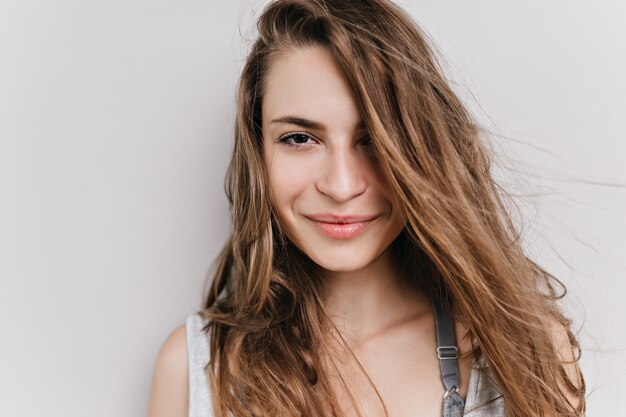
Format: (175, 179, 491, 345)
(270, 115, 366, 131)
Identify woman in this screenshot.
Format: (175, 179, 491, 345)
(147, 1, 586, 416)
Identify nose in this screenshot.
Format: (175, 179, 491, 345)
(315, 144, 367, 202)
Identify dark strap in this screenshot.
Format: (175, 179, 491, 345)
(432, 293, 465, 417)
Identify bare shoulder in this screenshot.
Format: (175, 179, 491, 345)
(147, 323, 189, 417)
(548, 318, 576, 359)
(547, 317, 585, 412)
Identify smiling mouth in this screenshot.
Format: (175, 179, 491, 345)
(306, 215, 380, 239)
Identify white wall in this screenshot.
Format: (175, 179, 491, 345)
(0, 1, 623, 415)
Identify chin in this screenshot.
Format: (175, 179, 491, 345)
(305, 244, 382, 272)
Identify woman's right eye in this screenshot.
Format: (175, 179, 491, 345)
(277, 132, 315, 147)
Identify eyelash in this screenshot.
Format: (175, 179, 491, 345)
(277, 131, 315, 147)
(277, 132, 373, 148)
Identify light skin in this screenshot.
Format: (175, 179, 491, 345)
(261, 45, 411, 344)
(146, 45, 580, 417)
(261, 44, 474, 417)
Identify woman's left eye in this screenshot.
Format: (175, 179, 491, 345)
(277, 132, 315, 147)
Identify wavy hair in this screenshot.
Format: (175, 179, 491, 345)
(199, 1, 586, 416)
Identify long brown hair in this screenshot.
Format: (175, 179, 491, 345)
(199, 1, 586, 416)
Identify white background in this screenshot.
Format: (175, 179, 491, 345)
(1, 1, 624, 416)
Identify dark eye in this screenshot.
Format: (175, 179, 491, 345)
(277, 132, 315, 147)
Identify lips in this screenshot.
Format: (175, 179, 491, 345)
(304, 213, 380, 224)
(305, 213, 381, 239)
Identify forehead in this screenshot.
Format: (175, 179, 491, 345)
(262, 46, 361, 131)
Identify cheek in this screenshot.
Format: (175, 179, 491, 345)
(368, 159, 396, 203)
(368, 156, 389, 187)
(268, 154, 315, 215)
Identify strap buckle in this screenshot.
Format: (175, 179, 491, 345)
(443, 385, 459, 399)
(436, 345, 459, 360)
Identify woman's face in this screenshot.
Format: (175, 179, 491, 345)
(261, 45, 406, 272)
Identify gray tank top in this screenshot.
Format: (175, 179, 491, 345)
(185, 314, 505, 417)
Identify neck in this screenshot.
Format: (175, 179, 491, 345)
(322, 246, 428, 348)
